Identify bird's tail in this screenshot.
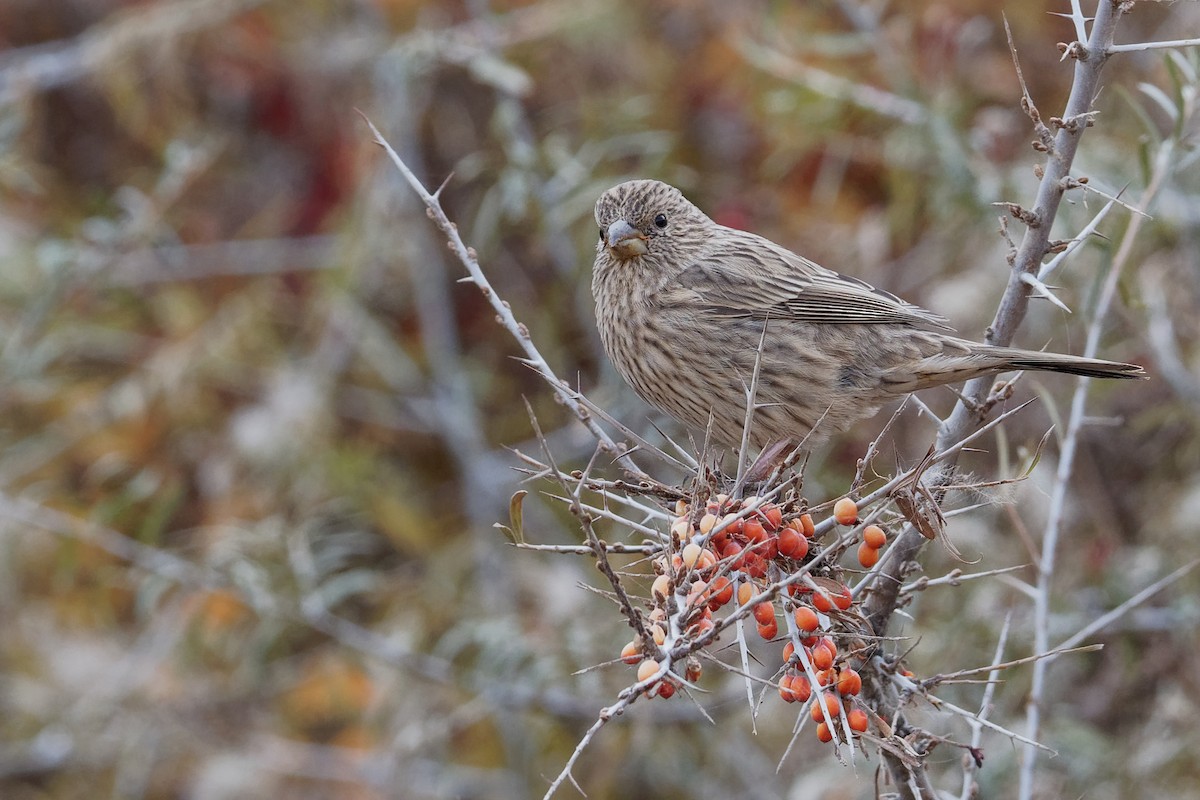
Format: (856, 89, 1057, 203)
(990, 348, 1147, 380)
(898, 342, 1146, 392)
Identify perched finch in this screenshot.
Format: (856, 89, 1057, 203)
(591, 179, 1145, 449)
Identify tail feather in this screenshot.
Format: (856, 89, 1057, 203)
(1000, 350, 1147, 380)
(900, 344, 1147, 392)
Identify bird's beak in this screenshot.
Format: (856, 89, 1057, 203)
(605, 219, 649, 259)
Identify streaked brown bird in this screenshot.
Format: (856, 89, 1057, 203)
(591, 179, 1145, 450)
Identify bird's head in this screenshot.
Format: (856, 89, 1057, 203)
(593, 180, 712, 266)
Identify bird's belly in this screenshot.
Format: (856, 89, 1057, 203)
(601, 311, 872, 447)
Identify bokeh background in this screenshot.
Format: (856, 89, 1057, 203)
(1, 1, 1198, 798)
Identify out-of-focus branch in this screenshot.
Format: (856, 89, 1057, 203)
(363, 115, 644, 475)
(0, 0, 262, 106)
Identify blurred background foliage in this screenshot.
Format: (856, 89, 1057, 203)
(0, 0, 1197, 798)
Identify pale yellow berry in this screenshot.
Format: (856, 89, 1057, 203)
(637, 659, 660, 683)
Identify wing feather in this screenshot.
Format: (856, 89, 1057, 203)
(674, 228, 951, 330)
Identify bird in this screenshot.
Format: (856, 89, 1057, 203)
(591, 179, 1145, 450)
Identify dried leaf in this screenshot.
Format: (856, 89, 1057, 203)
(494, 489, 528, 544)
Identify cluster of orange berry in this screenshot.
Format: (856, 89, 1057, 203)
(777, 619, 869, 743)
(618, 493, 877, 735)
(856, 524, 888, 568)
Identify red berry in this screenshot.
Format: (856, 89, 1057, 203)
(707, 576, 733, 607)
(755, 535, 779, 561)
(756, 618, 779, 640)
(811, 642, 834, 671)
(778, 674, 797, 703)
(762, 504, 783, 531)
(743, 552, 768, 579)
(790, 673, 812, 702)
(811, 692, 842, 722)
(743, 518, 767, 543)
(837, 668, 862, 696)
(833, 585, 853, 611)
(778, 527, 808, 559)
(812, 590, 833, 613)
(753, 602, 776, 626)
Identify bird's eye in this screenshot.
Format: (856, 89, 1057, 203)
(654, 213, 668, 229)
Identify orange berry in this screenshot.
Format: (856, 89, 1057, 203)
(778, 674, 796, 703)
(837, 668, 862, 696)
(708, 576, 733, 607)
(811, 642, 834, 671)
(799, 513, 816, 538)
(782, 641, 795, 663)
(812, 590, 833, 613)
(816, 721, 833, 743)
(698, 512, 718, 535)
(857, 541, 880, 568)
(620, 641, 640, 665)
(833, 497, 858, 526)
(756, 618, 778, 640)
(778, 526, 808, 559)
(637, 659, 660, 683)
(650, 624, 666, 646)
(753, 602, 776, 626)
(863, 524, 887, 549)
(819, 636, 838, 657)
(651, 574, 671, 599)
(793, 606, 820, 633)
(833, 585, 853, 611)
(681, 542, 703, 568)
(743, 552, 768, 579)
(790, 673, 812, 702)
(815, 668, 836, 687)
(762, 504, 783, 530)
(847, 708, 869, 733)
(725, 543, 748, 571)
(822, 692, 843, 718)
(697, 549, 717, 570)
(736, 581, 755, 607)
(743, 518, 767, 543)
